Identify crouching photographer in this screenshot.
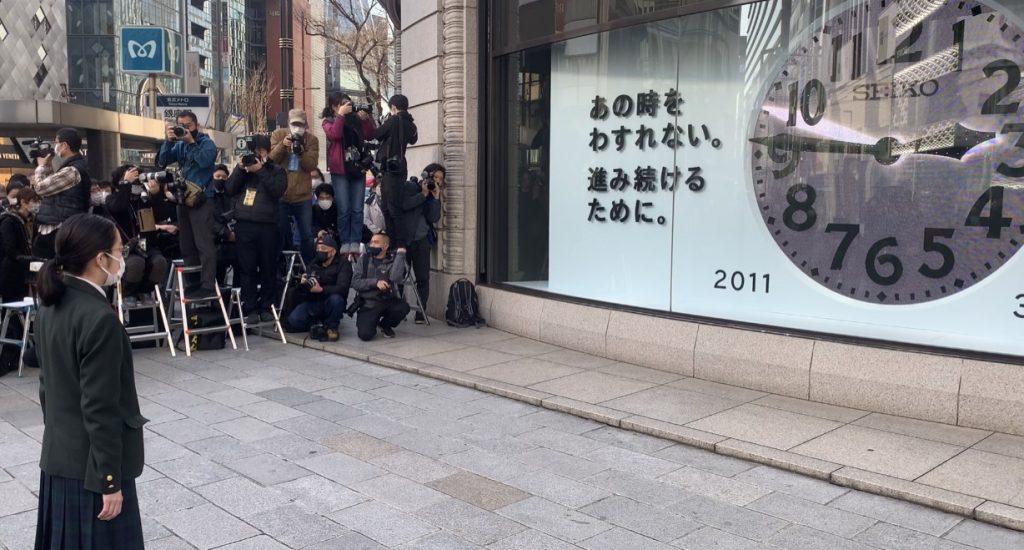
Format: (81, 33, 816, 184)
(107, 165, 171, 304)
(351, 233, 408, 341)
(285, 234, 352, 342)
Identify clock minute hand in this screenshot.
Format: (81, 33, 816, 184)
(894, 123, 997, 161)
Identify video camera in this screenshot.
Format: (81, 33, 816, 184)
(27, 138, 53, 160)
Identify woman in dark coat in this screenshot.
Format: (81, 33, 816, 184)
(0, 188, 38, 302)
(34, 214, 146, 550)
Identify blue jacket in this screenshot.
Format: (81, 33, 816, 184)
(156, 133, 218, 197)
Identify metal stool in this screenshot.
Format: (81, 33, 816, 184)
(116, 282, 176, 357)
(0, 298, 35, 377)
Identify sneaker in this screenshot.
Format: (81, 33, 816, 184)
(244, 313, 259, 325)
(380, 325, 396, 338)
(414, 312, 426, 324)
(260, 311, 275, 323)
(324, 328, 339, 342)
(140, 294, 156, 306)
(123, 296, 138, 308)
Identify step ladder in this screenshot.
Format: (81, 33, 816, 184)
(167, 263, 238, 357)
(116, 282, 176, 357)
(402, 259, 430, 325)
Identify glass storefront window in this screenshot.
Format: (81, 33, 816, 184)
(487, 0, 1024, 357)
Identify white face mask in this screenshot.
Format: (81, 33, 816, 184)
(7, 197, 17, 207)
(317, 199, 333, 210)
(290, 125, 306, 136)
(101, 252, 125, 286)
(90, 191, 109, 206)
(311, 178, 324, 186)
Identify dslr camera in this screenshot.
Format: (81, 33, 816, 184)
(352, 103, 373, 115)
(420, 170, 437, 191)
(290, 133, 304, 156)
(301, 276, 319, 290)
(168, 126, 187, 141)
(27, 138, 54, 160)
(240, 154, 259, 167)
(142, 169, 188, 203)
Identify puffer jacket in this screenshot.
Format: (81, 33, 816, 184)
(224, 161, 287, 224)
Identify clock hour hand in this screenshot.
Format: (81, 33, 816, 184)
(750, 133, 897, 165)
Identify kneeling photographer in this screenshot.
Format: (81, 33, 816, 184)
(285, 234, 352, 342)
(351, 233, 408, 341)
(225, 136, 287, 324)
(107, 165, 172, 304)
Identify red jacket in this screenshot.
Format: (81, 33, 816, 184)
(322, 115, 375, 176)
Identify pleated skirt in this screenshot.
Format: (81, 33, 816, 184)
(34, 471, 144, 550)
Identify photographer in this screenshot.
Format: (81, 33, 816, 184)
(322, 92, 375, 255)
(211, 165, 239, 287)
(32, 128, 91, 260)
(374, 94, 418, 248)
(0, 188, 37, 375)
(285, 234, 352, 342)
(312, 183, 337, 237)
(156, 110, 218, 296)
(107, 165, 171, 304)
(89, 180, 114, 218)
(270, 109, 320, 263)
(351, 233, 408, 340)
(225, 135, 287, 324)
(0, 188, 39, 302)
(398, 164, 443, 323)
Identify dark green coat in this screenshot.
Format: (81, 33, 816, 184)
(37, 277, 146, 495)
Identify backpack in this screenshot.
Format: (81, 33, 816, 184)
(444, 279, 485, 328)
(176, 302, 226, 351)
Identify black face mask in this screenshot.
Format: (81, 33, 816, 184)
(190, 129, 199, 141)
(314, 251, 328, 263)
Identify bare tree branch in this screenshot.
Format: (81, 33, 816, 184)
(303, 0, 394, 108)
(232, 60, 275, 134)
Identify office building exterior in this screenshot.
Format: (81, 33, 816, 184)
(403, 0, 1024, 436)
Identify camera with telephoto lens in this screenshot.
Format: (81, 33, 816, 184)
(27, 138, 54, 160)
(290, 133, 304, 156)
(142, 169, 188, 203)
(352, 103, 373, 114)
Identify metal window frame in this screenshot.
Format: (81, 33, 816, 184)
(477, 0, 1024, 365)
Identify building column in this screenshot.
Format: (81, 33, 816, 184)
(87, 129, 119, 184)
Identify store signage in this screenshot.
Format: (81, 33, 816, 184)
(548, 0, 1024, 356)
(120, 26, 183, 76)
(156, 94, 212, 127)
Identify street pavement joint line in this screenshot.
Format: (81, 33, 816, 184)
(274, 334, 1024, 533)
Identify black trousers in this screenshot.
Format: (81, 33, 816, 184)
(177, 201, 218, 291)
(356, 298, 410, 341)
(122, 251, 168, 296)
(235, 221, 280, 314)
(406, 237, 430, 310)
(380, 170, 407, 246)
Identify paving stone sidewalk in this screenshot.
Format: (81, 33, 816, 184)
(0, 337, 1023, 549)
(282, 318, 1024, 532)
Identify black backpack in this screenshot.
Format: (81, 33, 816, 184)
(176, 302, 226, 351)
(444, 279, 484, 328)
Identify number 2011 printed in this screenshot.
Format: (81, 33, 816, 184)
(714, 270, 771, 294)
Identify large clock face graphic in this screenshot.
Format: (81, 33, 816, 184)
(751, 0, 1024, 304)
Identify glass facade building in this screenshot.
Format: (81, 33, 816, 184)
(485, 0, 1024, 359)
